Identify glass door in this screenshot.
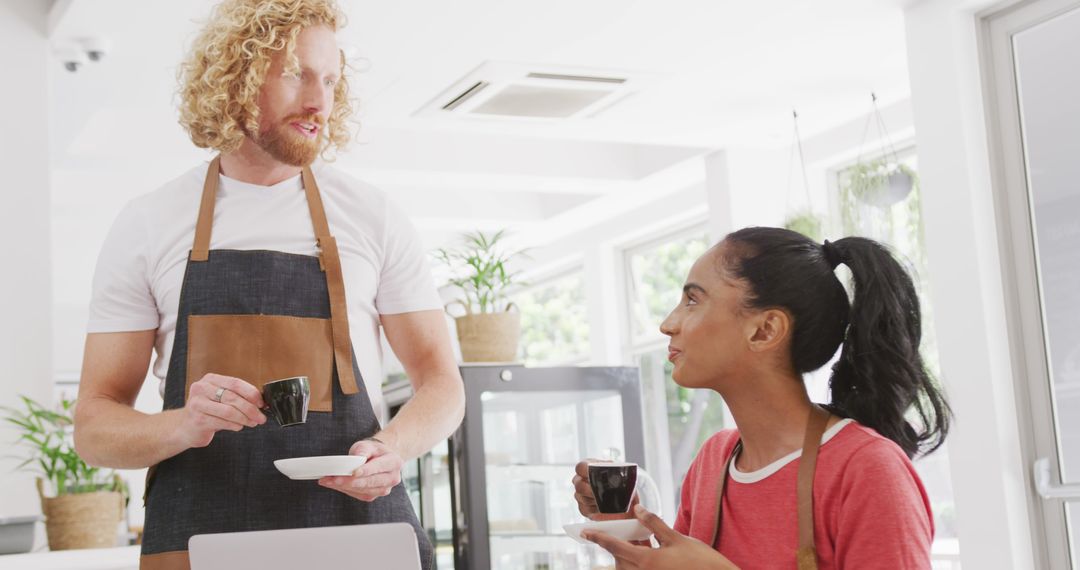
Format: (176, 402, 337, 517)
(985, 1, 1080, 567)
(400, 439, 456, 569)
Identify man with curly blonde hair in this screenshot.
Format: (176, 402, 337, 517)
(73, 1, 462, 568)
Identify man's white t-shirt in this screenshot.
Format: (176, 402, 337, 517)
(87, 159, 442, 418)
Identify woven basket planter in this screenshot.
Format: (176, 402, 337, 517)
(36, 479, 123, 551)
(453, 308, 521, 363)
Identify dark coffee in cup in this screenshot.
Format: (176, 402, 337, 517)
(588, 462, 638, 514)
(261, 376, 309, 427)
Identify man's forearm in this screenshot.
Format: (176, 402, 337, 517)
(74, 397, 190, 469)
(375, 373, 465, 461)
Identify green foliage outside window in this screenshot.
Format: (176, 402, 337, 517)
(838, 153, 956, 541)
(627, 230, 726, 500)
(628, 235, 710, 340)
(838, 155, 939, 375)
(515, 271, 590, 366)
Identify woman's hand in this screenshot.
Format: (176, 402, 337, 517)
(572, 460, 640, 521)
(583, 505, 739, 570)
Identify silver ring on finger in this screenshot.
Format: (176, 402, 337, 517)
(213, 387, 227, 403)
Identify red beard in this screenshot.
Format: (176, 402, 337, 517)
(254, 114, 324, 167)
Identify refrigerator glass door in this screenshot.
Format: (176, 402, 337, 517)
(482, 389, 624, 569)
(402, 440, 455, 568)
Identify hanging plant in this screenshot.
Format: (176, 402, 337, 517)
(842, 158, 918, 208)
(783, 209, 823, 241)
(844, 93, 919, 209)
(782, 110, 825, 240)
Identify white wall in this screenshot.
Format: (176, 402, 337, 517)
(905, 0, 1038, 568)
(0, 0, 53, 518)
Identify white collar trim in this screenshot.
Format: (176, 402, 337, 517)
(728, 418, 855, 484)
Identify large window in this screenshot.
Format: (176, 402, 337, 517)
(514, 269, 590, 366)
(836, 150, 959, 568)
(623, 227, 725, 517)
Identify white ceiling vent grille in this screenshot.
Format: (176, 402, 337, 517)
(417, 62, 654, 120)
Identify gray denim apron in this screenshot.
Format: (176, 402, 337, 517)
(140, 156, 433, 569)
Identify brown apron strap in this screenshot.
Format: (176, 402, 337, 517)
(315, 234, 359, 395)
(300, 166, 359, 395)
(189, 155, 222, 262)
(301, 166, 332, 240)
(708, 405, 832, 570)
(188, 157, 359, 396)
(796, 405, 830, 570)
(709, 439, 741, 548)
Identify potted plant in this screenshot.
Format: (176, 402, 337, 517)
(783, 209, 824, 241)
(2, 395, 126, 551)
(434, 229, 529, 362)
(841, 158, 918, 208)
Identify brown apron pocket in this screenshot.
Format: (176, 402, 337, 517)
(186, 315, 334, 412)
(140, 550, 190, 570)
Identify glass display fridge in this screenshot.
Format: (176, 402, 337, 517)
(386, 364, 646, 570)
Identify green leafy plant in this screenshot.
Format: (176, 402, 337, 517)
(841, 158, 918, 207)
(783, 210, 824, 241)
(2, 395, 121, 496)
(434, 229, 530, 315)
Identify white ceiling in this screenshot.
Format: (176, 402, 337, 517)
(48, 0, 913, 252)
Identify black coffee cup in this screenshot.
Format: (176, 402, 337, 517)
(588, 462, 638, 514)
(261, 376, 309, 427)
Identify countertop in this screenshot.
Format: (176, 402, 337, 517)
(0, 546, 139, 569)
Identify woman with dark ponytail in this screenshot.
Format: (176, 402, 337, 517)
(573, 227, 950, 569)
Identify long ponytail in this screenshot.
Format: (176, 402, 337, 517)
(721, 228, 951, 458)
(824, 237, 950, 457)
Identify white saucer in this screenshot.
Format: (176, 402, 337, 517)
(563, 518, 653, 545)
(273, 455, 368, 480)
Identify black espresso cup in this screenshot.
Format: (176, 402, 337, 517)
(261, 376, 310, 427)
(588, 462, 638, 514)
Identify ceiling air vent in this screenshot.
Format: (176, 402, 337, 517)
(416, 62, 654, 121)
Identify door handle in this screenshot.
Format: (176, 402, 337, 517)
(1034, 457, 1080, 501)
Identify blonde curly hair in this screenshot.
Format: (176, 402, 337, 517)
(177, 0, 355, 158)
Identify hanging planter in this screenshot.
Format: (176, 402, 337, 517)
(844, 93, 919, 209)
(783, 209, 824, 241)
(782, 110, 825, 240)
(844, 159, 917, 208)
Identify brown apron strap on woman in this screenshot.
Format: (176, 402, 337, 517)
(709, 440, 741, 548)
(796, 405, 831, 570)
(708, 406, 831, 568)
(301, 167, 359, 396)
(189, 156, 222, 262)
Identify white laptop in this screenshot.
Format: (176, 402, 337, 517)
(189, 522, 422, 570)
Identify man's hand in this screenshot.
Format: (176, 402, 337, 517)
(583, 505, 739, 570)
(318, 437, 403, 501)
(179, 373, 267, 449)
